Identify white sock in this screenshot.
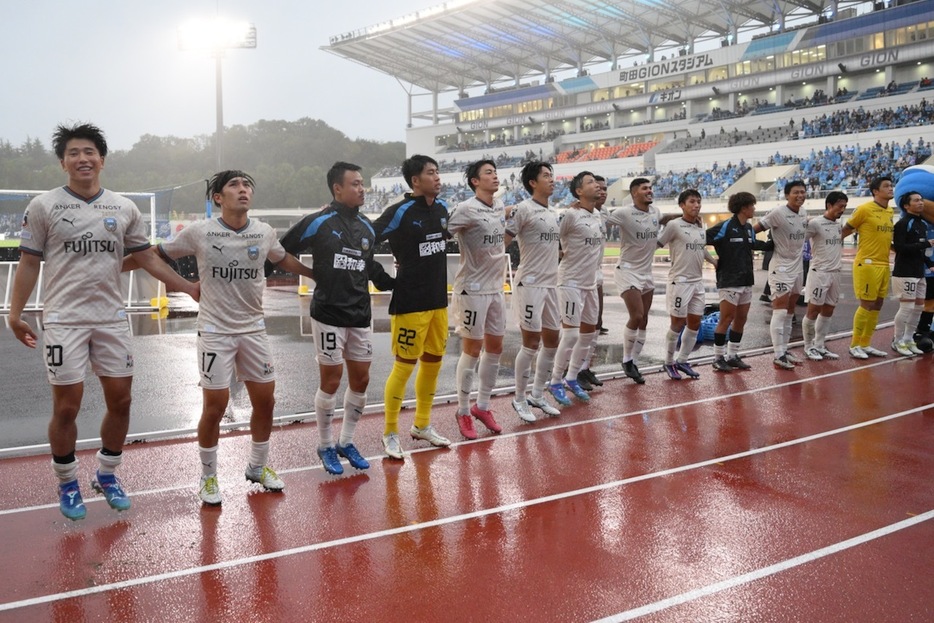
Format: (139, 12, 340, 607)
(514, 345, 536, 398)
(476, 351, 501, 410)
(96, 449, 122, 475)
(894, 301, 915, 343)
(533, 346, 557, 398)
(907, 304, 924, 341)
(315, 389, 337, 449)
(727, 337, 741, 358)
(455, 352, 478, 412)
(551, 327, 579, 384)
(249, 440, 270, 470)
(632, 329, 647, 361)
(664, 328, 679, 364)
(770, 309, 787, 356)
(677, 328, 699, 363)
(802, 316, 816, 349)
(340, 389, 366, 446)
(622, 326, 637, 363)
(815, 314, 831, 348)
(51, 458, 80, 483)
(783, 312, 794, 350)
(566, 331, 595, 378)
(198, 445, 218, 477)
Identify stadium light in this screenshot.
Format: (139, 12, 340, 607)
(178, 18, 257, 172)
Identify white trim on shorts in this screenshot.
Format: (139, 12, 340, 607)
(614, 267, 654, 294)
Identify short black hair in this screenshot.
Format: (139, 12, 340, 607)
(728, 191, 756, 214)
(784, 179, 807, 196)
(825, 191, 848, 207)
(465, 159, 496, 191)
(52, 122, 108, 159)
(521, 161, 553, 194)
(869, 176, 893, 193)
(593, 174, 606, 183)
(678, 189, 701, 204)
(570, 170, 594, 199)
(327, 161, 362, 198)
(401, 155, 439, 190)
(898, 190, 921, 211)
(207, 170, 255, 206)
(629, 177, 651, 192)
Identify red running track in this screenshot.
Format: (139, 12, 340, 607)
(0, 334, 931, 622)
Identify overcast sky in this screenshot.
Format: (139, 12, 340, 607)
(0, 0, 436, 151)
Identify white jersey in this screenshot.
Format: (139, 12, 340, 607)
(506, 197, 560, 287)
(19, 186, 150, 326)
(557, 207, 605, 288)
(448, 196, 507, 294)
(160, 217, 285, 334)
(805, 216, 844, 272)
(758, 205, 807, 274)
(606, 204, 661, 275)
(657, 217, 706, 283)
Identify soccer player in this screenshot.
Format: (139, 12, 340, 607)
(890, 191, 934, 355)
(505, 161, 562, 421)
(706, 192, 772, 372)
(374, 155, 451, 459)
(801, 192, 848, 360)
(916, 213, 934, 340)
(755, 179, 809, 370)
(576, 174, 608, 390)
(547, 171, 606, 405)
(657, 189, 710, 380)
(158, 170, 312, 505)
(8, 123, 199, 520)
(277, 162, 395, 474)
(605, 177, 661, 384)
(448, 160, 507, 439)
(841, 176, 896, 359)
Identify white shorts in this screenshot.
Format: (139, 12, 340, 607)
(197, 331, 275, 389)
(667, 281, 706, 318)
(311, 319, 373, 366)
(805, 270, 841, 306)
(595, 265, 604, 286)
(718, 286, 753, 306)
(558, 286, 599, 327)
(891, 276, 927, 301)
(41, 323, 133, 385)
(768, 270, 803, 300)
(513, 285, 560, 333)
(614, 266, 654, 293)
(453, 292, 506, 339)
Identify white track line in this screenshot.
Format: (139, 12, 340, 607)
(591, 509, 934, 623)
(0, 357, 916, 517)
(0, 403, 928, 612)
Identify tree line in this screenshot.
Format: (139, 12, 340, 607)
(0, 118, 405, 214)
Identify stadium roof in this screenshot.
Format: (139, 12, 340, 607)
(323, 0, 865, 94)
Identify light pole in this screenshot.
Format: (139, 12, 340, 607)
(178, 18, 257, 172)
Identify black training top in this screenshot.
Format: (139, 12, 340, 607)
(278, 201, 394, 328)
(706, 215, 773, 288)
(373, 193, 450, 315)
(892, 214, 934, 278)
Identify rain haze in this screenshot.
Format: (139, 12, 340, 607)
(0, 0, 439, 151)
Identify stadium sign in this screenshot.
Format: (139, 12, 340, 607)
(618, 53, 715, 82)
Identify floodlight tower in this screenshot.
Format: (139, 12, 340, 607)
(178, 18, 257, 172)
